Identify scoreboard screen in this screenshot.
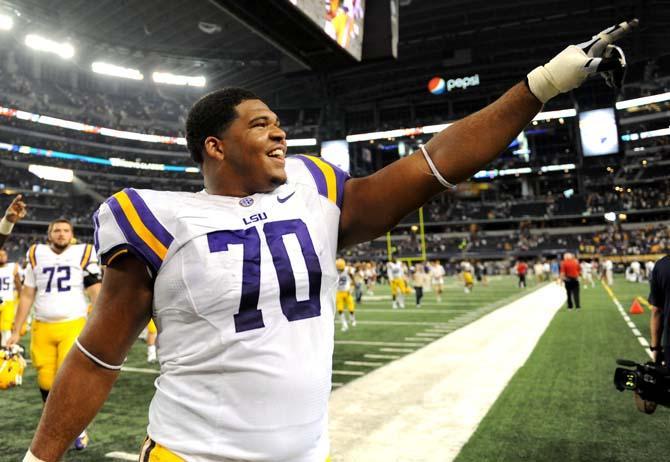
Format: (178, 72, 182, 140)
(579, 108, 620, 156)
(288, 0, 366, 61)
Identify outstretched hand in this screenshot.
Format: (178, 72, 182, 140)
(527, 19, 639, 103)
(4, 194, 27, 224)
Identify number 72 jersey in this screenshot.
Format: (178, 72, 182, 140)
(94, 156, 348, 461)
(23, 243, 98, 322)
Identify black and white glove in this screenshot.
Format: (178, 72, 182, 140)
(527, 19, 639, 103)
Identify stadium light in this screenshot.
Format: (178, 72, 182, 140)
(616, 92, 670, 110)
(25, 34, 74, 59)
(0, 14, 14, 30)
(532, 109, 577, 121)
(152, 72, 206, 87)
(346, 109, 576, 143)
(28, 164, 74, 182)
(287, 138, 317, 147)
(92, 62, 144, 80)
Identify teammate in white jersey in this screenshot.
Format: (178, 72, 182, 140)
(0, 249, 21, 346)
(335, 258, 356, 331)
(8, 219, 101, 450)
(580, 260, 595, 288)
(387, 259, 406, 309)
(429, 260, 446, 302)
(22, 21, 639, 462)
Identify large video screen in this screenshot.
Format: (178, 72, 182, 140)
(288, 0, 366, 61)
(321, 140, 350, 173)
(579, 108, 620, 156)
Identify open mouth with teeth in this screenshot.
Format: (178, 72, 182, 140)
(267, 148, 285, 159)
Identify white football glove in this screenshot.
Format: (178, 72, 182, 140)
(527, 19, 639, 103)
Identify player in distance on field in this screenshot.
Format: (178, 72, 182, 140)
(22, 19, 638, 462)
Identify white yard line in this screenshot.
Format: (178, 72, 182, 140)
(601, 282, 653, 359)
(105, 452, 137, 460)
(329, 283, 565, 462)
(335, 340, 427, 347)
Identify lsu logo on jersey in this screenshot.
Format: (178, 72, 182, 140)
(243, 212, 268, 225)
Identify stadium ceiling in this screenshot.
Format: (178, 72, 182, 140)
(9, 0, 670, 110)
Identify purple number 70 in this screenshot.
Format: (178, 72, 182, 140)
(207, 219, 322, 333)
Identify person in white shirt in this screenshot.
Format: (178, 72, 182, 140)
(8, 219, 101, 450)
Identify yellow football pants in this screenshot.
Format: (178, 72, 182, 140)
(336, 291, 355, 313)
(463, 272, 474, 285)
(30, 317, 86, 391)
(390, 278, 407, 296)
(140, 438, 331, 462)
(0, 299, 16, 331)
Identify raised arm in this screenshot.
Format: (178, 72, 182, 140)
(339, 82, 539, 247)
(25, 255, 153, 462)
(0, 195, 27, 249)
(338, 19, 637, 248)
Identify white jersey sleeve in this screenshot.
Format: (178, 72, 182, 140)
(23, 247, 36, 288)
(93, 188, 178, 275)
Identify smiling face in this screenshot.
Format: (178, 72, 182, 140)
(204, 99, 288, 196)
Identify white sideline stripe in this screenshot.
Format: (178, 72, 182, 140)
(105, 452, 137, 460)
(340, 320, 456, 326)
(336, 340, 426, 347)
(404, 337, 431, 342)
(379, 347, 415, 353)
(329, 283, 565, 462)
(415, 332, 442, 337)
(332, 370, 365, 376)
(122, 366, 159, 374)
(332, 382, 344, 388)
(361, 309, 470, 313)
(602, 283, 653, 360)
(344, 361, 383, 367)
(364, 354, 400, 360)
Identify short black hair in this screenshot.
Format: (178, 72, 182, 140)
(186, 87, 259, 164)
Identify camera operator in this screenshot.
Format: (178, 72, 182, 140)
(649, 255, 670, 366)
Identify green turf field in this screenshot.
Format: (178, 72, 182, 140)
(1, 275, 663, 461)
(455, 277, 669, 462)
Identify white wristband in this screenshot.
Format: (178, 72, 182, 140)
(419, 145, 456, 189)
(0, 216, 14, 235)
(23, 450, 47, 462)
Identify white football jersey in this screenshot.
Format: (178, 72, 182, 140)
(337, 268, 352, 292)
(23, 243, 99, 322)
(431, 264, 445, 281)
(0, 262, 17, 302)
(94, 155, 349, 462)
(387, 262, 404, 280)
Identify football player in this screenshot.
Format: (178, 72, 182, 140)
(0, 249, 22, 346)
(146, 320, 158, 363)
(20, 20, 637, 462)
(387, 258, 406, 309)
(335, 258, 356, 331)
(7, 219, 101, 451)
(430, 260, 446, 303)
(461, 260, 475, 293)
(0, 195, 27, 250)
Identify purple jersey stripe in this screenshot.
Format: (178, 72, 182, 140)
(123, 188, 174, 249)
(92, 209, 101, 254)
(294, 155, 328, 199)
(105, 196, 162, 274)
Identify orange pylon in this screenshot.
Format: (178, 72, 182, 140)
(629, 299, 644, 315)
